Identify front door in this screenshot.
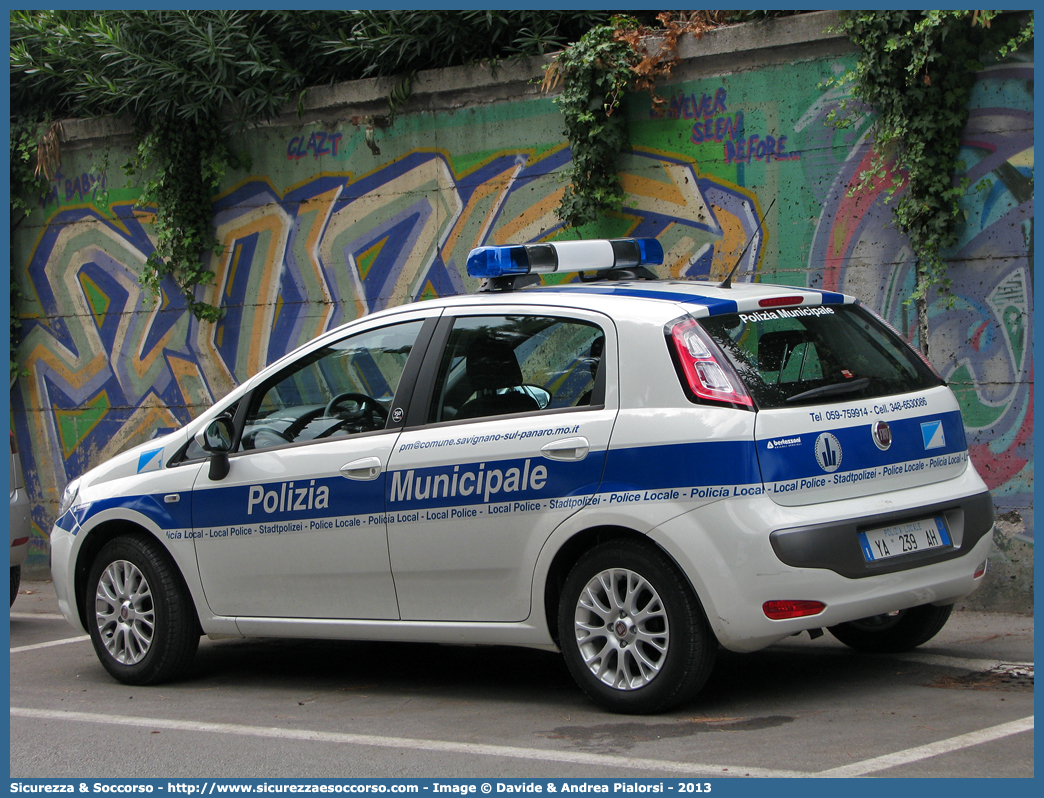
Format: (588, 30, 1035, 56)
(192, 316, 430, 619)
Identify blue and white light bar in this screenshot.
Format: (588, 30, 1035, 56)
(466, 238, 664, 280)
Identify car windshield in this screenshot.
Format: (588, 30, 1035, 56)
(698, 304, 942, 409)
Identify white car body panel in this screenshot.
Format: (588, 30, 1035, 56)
(191, 434, 403, 620)
(388, 407, 618, 622)
(10, 443, 32, 570)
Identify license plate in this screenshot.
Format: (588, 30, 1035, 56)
(859, 517, 951, 562)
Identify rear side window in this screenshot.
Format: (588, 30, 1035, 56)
(429, 315, 605, 423)
(698, 305, 943, 409)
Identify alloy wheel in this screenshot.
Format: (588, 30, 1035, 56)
(572, 567, 670, 690)
(95, 559, 155, 665)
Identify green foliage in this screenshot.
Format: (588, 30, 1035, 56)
(10, 117, 55, 380)
(10, 10, 612, 321)
(322, 10, 609, 79)
(10, 279, 27, 383)
(545, 23, 639, 231)
(10, 118, 51, 228)
(544, 12, 778, 231)
(827, 11, 1033, 308)
(125, 121, 242, 323)
(11, 10, 303, 321)
(10, 11, 306, 125)
(11, 10, 612, 120)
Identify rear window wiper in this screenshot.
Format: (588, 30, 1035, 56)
(785, 377, 870, 404)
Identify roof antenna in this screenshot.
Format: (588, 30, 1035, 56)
(718, 197, 775, 289)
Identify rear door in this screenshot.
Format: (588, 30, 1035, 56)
(385, 307, 617, 622)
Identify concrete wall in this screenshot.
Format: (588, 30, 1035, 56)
(10, 13, 1033, 609)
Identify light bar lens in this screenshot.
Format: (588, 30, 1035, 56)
(633, 237, 664, 266)
(465, 245, 532, 279)
(466, 238, 664, 279)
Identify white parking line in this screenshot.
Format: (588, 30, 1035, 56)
(10, 635, 91, 653)
(814, 716, 1034, 777)
(9, 707, 804, 778)
(9, 707, 1034, 777)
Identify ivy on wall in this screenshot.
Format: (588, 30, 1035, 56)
(542, 10, 1033, 342)
(542, 23, 637, 231)
(826, 10, 1033, 354)
(124, 122, 242, 323)
(543, 13, 724, 232)
(9, 117, 58, 380)
(10, 11, 303, 328)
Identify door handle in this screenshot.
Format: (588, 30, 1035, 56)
(340, 457, 382, 480)
(540, 437, 590, 461)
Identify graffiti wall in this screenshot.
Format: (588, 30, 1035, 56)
(11, 44, 1034, 584)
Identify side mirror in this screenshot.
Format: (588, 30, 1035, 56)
(195, 416, 235, 480)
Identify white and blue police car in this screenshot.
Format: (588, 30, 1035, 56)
(50, 238, 993, 713)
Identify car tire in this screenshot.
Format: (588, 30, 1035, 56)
(558, 539, 716, 714)
(86, 534, 199, 684)
(10, 565, 21, 607)
(828, 603, 953, 653)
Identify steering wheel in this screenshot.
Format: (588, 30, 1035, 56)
(241, 426, 293, 450)
(320, 392, 388, 436)
(282, 406, 327, 440)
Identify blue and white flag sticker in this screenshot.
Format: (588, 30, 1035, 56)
(920, 420, 946, 450)
(137, 447, 165, 473)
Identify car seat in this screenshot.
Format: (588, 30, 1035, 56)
(456, 336, 540, 419)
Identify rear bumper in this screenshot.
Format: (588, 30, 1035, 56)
(649, 467, 994, 653)
(769, 489, 993, 578)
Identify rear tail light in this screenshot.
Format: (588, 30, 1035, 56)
(763, 600, 826, 620)
(973, 559, 988, 579)
(668, 318, 753, 408)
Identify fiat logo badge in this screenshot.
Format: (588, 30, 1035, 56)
(872, 420, 892, 451)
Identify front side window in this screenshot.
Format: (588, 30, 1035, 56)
(699, 304, 942, 408)
(429, 315, 605, 423)
(239, 320, 425, 450)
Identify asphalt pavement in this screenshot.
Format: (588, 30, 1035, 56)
(10, 581, 1034, 779)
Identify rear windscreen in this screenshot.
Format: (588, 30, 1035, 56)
(699, 304, 943, 409)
